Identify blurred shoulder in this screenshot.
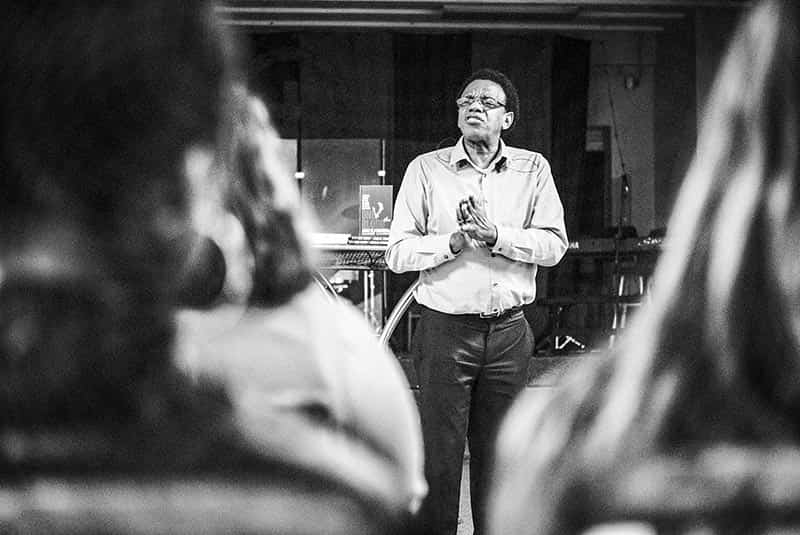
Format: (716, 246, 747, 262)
(297, 288, 386, 355)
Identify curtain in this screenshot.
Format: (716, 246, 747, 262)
(392, 33, 472, 188)
(551, 35, 591, 240)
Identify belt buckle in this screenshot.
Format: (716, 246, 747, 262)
(479, 309, 502, 319)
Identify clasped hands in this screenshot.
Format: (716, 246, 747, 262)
(449, 195, 497, 253)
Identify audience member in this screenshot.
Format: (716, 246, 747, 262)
(0, 2, 410, 533)
(0, 0, 235, 440)
(488, 1, 800, 533)
(175, 86, 427, 516)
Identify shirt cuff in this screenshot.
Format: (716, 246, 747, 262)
(435, 233, 461, 262)
(490, 226, 511, 256)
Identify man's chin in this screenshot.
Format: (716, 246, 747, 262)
(460, 130, 491, 143)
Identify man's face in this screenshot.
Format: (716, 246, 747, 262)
(457, 79, 514, 143)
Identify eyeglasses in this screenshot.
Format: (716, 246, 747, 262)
(456, 95, 506, 110)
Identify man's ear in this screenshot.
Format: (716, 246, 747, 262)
(502, 111, 515, 131)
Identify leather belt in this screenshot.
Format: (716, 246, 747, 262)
(477, 306, 523, 319)
(420, 304, 525, 321)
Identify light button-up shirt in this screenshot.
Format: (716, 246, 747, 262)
(385, 137, 568, 315)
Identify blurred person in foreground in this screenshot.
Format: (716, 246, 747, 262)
(0, 3, 409, 533)
(488, 1, 800, 533)
(175, 86, 427, 517)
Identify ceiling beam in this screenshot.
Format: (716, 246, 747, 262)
(218, 7, 442, 16)
(221, 18, 666, 31)
(222, 0, 749, 6)
(218, 1, 749, 32)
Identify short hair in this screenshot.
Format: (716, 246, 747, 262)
(457, 68, 520, 129)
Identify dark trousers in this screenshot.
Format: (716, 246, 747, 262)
(414, 306, 533, 535)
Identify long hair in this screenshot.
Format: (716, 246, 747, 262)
(490, 1, 800, 533)
(222, 87, 314, 307)
(583, 0, 800, 456)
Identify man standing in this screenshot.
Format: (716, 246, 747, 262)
(385, 68, 568, 534)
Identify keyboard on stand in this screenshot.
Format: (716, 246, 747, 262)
(312, 234, 389, 270)
(329, 250, 388, 270)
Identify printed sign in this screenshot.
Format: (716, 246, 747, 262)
(359, 185, 393, 235)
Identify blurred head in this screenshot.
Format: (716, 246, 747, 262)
(604, 0, 800, 438)
(489, 2, 800, 533)
(510, 2, 800, 472)
(0, 1, 237, 427)
(1, 0, 237, 295)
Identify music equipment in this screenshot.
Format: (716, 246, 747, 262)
(312, 234, 388, 270)
(567, 235, 663, 254)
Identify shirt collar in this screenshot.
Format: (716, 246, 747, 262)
(450, 136, 508, 172)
